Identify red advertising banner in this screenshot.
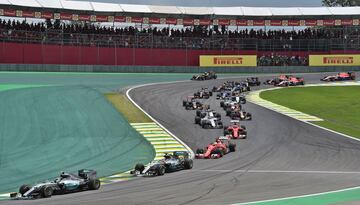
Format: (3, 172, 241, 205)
(183, 18, 194, 25)
(166, 18, 177, 24)
(96, 15, 108, 22)
(78, 15, 90, 21)
(288, 20, 300, 26)
(305, 19, 317, 26)
(4, 9, 16, 16)
(236, 20, 247, 26)
(42, 12, 53, 19)
(131, 17, 143, 23)
(60, 13, 72, 20)
(0, 8, 357, 28)
(199, 19, 211, 25)
(218, 19, 230, 25)
(114, 16, 126, 22)
(22, 11, 34, 18)
(253, 20, 265, 26)
(270, 20, 282, 26)
(149, 17, 160, 24)
(323, 19, 335, 26)
(341, 19, 353, 26)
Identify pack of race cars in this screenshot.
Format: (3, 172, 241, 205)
(182, 78, 259, 159)
(12, 72, 356, 200)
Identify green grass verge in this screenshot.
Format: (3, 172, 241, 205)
(105, 93, 152, 123)
(260, 86, 360, 138)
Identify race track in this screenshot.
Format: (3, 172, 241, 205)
(3, 72, 360, 205)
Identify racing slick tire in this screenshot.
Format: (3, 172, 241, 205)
(247, 113, 252, 120)
(195, 117, 201, 124)
(196, 148, 204, 154)
(89, 178, 101, 190)
(19, 184, 31, 196)
(212, 148, 224, 157)
(229, 143, 236, 152)
(184, 159, 193, 169)
(220, 101, 224, 107)
(156, 165, 166, 176)
(196, 110, 201, 117)
(182, 101, 186, 106)
(242, 131, 248, 139)
(226, 109, 231, 116)
(41, 186, 53, 198)
(215, 113, 221, 119)
(209, 91, 213, 96)
(241, 125, 246, 130)
(135, 163, 145, 174)
(202, 123, 209, 129)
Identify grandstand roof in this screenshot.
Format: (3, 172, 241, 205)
(1, 0, 360, 17)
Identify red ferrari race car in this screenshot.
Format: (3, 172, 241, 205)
(263, 75, 290, 85)
(195, 136, 236, 159)
(277, 76, 304, 86)
(224, 120, 247, 139)
(320, 72, 356, 82)
(264, 75, 304, 86)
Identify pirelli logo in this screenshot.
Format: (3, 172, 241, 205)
(213, 57, 243, 65)
(310, 55, 360, 66)
(323, 57, 353, 64)
(200, 55, 256, 67)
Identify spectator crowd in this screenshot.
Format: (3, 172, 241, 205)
(1, 18, 358, 66)
(257, 55, 308, 66)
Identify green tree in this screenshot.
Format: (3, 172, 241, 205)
(322, 0, 360, 6)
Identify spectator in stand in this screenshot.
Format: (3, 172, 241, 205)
(257, 54, 308, 66)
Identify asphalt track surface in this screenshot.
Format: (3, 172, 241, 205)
(3, 72, 360, 205)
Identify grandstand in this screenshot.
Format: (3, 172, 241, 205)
(0, 1, 360, 67)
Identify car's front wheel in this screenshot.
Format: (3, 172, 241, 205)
(41, 186, 53, 198)
(19, 184, 31, 196)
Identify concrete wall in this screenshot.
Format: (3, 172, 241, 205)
(0, 64, 359, 73)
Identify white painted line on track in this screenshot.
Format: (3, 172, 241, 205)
(126, 81, 195, 159)
(232, 186, 360, 205)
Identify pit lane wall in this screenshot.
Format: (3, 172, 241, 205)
(0, 64, 360, 73)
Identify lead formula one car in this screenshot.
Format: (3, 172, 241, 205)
(131, 151, 193, 176)
(191, 71, 217, 80)
(11, 170, 101, 199)
(195, 136, 236, 159)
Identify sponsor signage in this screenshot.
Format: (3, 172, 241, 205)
(309, 55, 360, 66)
(200, 55, 257, 67)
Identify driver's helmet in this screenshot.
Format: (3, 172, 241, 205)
(60, 171, 70, 179)
(215, 138, 221, 143)
(164, 153, 172, 160)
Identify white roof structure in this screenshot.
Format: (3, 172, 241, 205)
(1, 0, 360, 18)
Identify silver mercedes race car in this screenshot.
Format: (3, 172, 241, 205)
(131, 152, 193, 176)
(10, 169, 100, 199)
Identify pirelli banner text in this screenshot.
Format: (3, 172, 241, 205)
(309, 54, 360, 66)
(199, 55, 257, 67)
